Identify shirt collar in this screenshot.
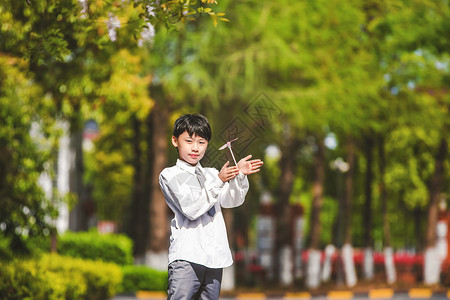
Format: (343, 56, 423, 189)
(176, 159, 204, 175)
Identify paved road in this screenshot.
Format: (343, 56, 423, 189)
(114, 296, 447, 300)
(112, 289, 450, 300)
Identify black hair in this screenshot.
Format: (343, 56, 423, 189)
(173, 114, 212, 141)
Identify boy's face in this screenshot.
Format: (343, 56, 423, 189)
(172, 131, 208, 166)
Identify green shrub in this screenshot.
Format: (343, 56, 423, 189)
(121, 265, 167, 293)
(58, 231, 133, 265)
(0, 260, 47, 300)
(0, 236, 13, 261)
(0, 233, 50, 261)
(0, 254, 122, 300)
(41, 254, 122, 300)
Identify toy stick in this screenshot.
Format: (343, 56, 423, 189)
(219, 137, 239, 166)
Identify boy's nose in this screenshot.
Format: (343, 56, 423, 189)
(192, 143, 199, 151)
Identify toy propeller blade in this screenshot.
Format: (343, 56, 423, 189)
(219, 137, 239, 150)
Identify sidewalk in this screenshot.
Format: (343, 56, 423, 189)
(113, 288, 450, 299)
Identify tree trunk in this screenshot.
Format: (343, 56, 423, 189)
(309, 137, 325, 249)
(379, 135, 396, 284)
(144, 27, 182, 270)
(363, 134, 374, 280)
(414, 207, 423, 252)
(222, 208, 235, 291)
(342, 137, 357, 287)
(378, 136, 390, 247)
(343, 137, 355, 245)
(146, 101, 170, 270)
(68, 107, 87, 232)
(274, 136, 299, 286)
(306, 136, 325, 289)
(425, 138, 447, 247)
(333, 167, 345, 286)
(424, 137, 448, 285)
(129, 115, 149, 262)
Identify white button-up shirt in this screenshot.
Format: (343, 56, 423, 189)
(159, 159, 249, 268)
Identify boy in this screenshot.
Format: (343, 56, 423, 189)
(159, 114, 263, 300)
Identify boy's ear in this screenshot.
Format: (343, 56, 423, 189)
(171, 136, 178, 148)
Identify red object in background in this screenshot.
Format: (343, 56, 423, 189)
(98, 221, 116, 234)
(299, 249, 423, 265)
(83, 119, 100, 140)
(239, 248, 426, 283)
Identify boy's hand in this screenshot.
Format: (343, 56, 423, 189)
(237, 155, 264, 175)
(218, 161, 240, 182)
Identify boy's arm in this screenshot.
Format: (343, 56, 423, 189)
(217, 171, 249, 208)
(159, 171, 217, 221)
(214, 155, 263, 208)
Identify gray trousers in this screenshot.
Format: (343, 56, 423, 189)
(167, 260, 223, 300)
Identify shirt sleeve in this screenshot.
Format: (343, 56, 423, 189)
(159, 169, 217, 221)
(206, 169, 249, 208)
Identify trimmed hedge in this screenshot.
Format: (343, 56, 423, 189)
(0, 254, 122, 300)
(58, 231, 133, 266)
(121, 265, 167, 293)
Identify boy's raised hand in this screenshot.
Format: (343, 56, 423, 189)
(237, 155, 264, 175)
(218, 161, 240, 183)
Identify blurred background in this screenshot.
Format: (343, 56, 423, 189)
(1, 0, 449, 298)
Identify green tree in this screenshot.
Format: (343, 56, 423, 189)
(376, 0, 450, 284)
(0, 55, 57, 255)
